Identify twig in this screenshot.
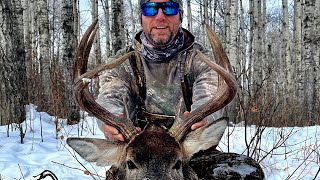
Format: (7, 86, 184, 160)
(286, 144, 320, 180)
(314, 167, 320, 180)
(52, 161, 104, 179)
(51, 161, 84, 171)
(58, 143, 104, 179)
(258, 127, 297, 162)
(18, 164, 26, 180)
(40, 113, 44, 142)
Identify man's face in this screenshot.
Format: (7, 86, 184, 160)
(141, 0, 181, 46)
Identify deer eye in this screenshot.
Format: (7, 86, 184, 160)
(126, 160, 137, 170)
(172, 160, 182, 170)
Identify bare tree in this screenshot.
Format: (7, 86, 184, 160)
(91, 0, 101, 66)
(74, 0, 79, 46)
(303, 0, 317, 122)
(128, 0, 136, 39)
(226, 0, 238, 123)
(22, 0, 33, 102)
(91, 0, 101, 97)
(111, 0, 125, 55)
(315, 0, 320, 119)
(101, 0, 111, 57)
(0, 0, 27, 130)
(294, 0, 303, 118)
(61, 0, 79, 124)
(282, 0, 293, 109)
(37, 0, 51, 111)
(187, 0, 192, 33)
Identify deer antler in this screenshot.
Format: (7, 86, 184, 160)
(73, 20, 137, 141)
(169, 25, 237, 141)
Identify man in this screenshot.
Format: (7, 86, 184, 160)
(97, 0, 221, 141)
(94, 0, 265, 178)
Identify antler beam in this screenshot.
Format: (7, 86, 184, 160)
(170, 25, 238, 141)
(73, 20, 137, 141)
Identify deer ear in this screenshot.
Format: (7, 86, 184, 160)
(181, 118, 227, 159)
(67, 138, 125, 167)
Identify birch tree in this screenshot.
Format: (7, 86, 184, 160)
(203, 0, 209, 46)
(101, 0, 111, 57)
(91, 0, 102, 66)
(227, 0, 238, 122)
(91, 0, 102, 97)
(74, 0, 79, 46)
(128, 0, 136, 39)
(303, 0, 316, 121)
(61, 0, 79, 123)
(22, 0, 33, 101)
(224, 0, 230, 53)
(37, 0, 51, 111)
(0, 0, 27, 128)
(229, 0, 238, 70)
(294, 0, 303, 113)
(315, 0, 320, 118)
(111, 0, 125, 55)
(187, 0, 192, 33)
(282, 0, 293, 108)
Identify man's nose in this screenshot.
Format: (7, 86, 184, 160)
(154, 8, 166, 20)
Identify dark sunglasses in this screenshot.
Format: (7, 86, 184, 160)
(141, 2, 180, 16)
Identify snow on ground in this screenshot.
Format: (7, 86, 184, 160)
(0, 105, 319, 179)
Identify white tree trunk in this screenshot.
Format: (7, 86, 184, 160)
(315, 0, 320, 115)
(37, 0, 51, 110)
(22, 0, 32, 101)
(303, 0, 316, 121)
(0, 0, 27, 127)
(294, 0, 303, 105)
(102, 0, 110, 57)
(229, 0, 238, 69)
(282, 0, 293, 105)
(227, 0, 238, 123)
(111, 0, 125, 55)
(187, 0, 192, 33)
(253, 0, 263, 95)
(204, 0, 208, 46)
(73, 0, 79, 46)
(91, 0, 101, 65)
(128, 0, 136, 39)
(224, 0, 230, 53)
(61, 0, 79, 123)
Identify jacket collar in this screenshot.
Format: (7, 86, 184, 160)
(133, 28, 195, 54)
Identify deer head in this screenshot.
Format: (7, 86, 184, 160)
(67, 20, 237, 179)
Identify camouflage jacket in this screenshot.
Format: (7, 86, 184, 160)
(96, 28, 223, 129)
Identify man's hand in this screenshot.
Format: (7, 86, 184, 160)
(103, 112, 206, 141)
(183, 111, 208, 130)
(102, 114, 141, 142)
(102, 123, 125, 142)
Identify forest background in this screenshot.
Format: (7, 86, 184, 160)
(0, 0, 319, 136)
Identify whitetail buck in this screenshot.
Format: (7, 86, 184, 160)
(67, 20, 265, 179)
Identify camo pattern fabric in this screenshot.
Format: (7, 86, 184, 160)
(96, 28, 223, 131)
(140, 27, 185, 63)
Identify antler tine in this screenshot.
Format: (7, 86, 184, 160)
(169, 25, 237, 141)
(74, 20, 97, 79)
(73, 20, 136, 141)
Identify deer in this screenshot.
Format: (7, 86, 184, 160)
(67, 20, 265, 180)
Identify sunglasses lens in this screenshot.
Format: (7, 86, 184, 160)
(163, 7, 178, 15)
(141, 2, 179, 16)
(163, 2, 179, 15)
(142, 7, 158, 16)
(141, 2, 158, 16)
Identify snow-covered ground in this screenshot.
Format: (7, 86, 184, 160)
(0, 105, 319, 179)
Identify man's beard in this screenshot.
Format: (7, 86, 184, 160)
(149, 33, 174, 46)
